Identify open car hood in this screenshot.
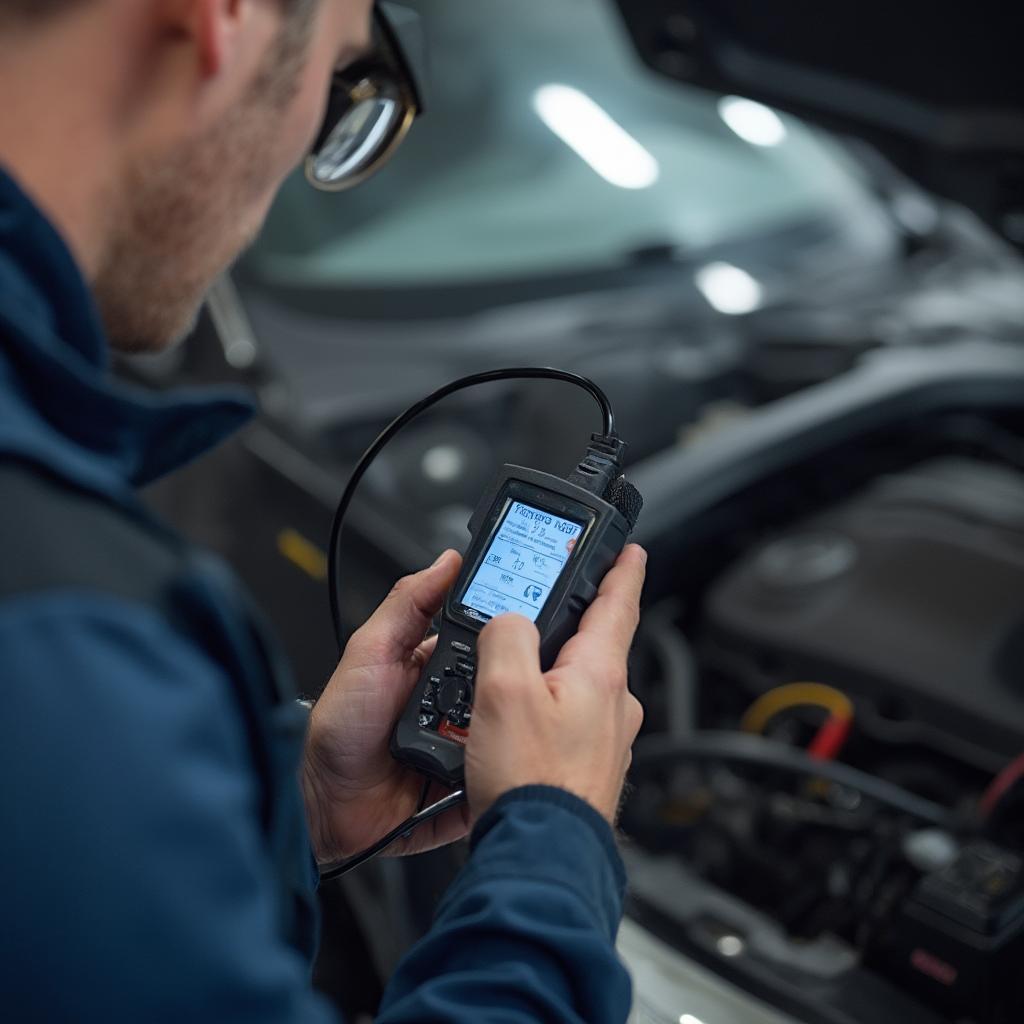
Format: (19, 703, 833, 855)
(613, 1, 1024, 246)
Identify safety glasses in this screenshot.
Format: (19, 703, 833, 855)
(305, 4, 423, 192)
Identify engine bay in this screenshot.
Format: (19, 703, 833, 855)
(621, 376, 1024, 1024)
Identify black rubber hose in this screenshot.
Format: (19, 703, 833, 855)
(632, 731, 955, 827)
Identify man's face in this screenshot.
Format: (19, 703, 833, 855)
(94, 0, 374, 354)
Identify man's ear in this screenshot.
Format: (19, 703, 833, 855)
(162, 0, 245, 78)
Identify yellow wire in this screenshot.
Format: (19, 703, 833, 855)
(741, 682, 854, 736)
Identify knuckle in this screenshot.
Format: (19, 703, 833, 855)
(626, 695, 645, 733)
(388, 574, 416, 599)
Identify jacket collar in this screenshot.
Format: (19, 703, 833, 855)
(0, 166, 253, 499)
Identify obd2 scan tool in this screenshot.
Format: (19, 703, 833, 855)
(392, 457, 641, 786)
(320, 369, 642, 877)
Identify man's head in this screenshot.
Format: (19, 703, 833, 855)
(0, 0, 375, 352)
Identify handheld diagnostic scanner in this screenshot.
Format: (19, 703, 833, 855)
(319, 370, 641, 877)
(391, 438, 643, 787)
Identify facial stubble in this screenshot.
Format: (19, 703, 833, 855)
(93, 18, 315, 354)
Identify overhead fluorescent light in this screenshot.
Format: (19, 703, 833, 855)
(718, 95, 788, 147)
(534, 84, 660, 190)
(695, 261, 764, 315)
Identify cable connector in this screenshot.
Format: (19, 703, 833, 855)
(567, 433, 643, 532)
(567, 433, 627, 497)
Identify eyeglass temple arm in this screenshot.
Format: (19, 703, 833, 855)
(376, 2, 429, 115)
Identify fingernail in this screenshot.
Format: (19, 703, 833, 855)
(431, 550, 450, 568)
(635, 545, 648, 565)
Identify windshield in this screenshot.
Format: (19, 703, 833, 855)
(241, 0, 886, 292)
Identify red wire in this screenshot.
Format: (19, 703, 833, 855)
(981, 753, 1024, 819)
(807, 715, 852, 761)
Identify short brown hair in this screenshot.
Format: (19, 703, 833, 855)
(1, 0, 85, 17)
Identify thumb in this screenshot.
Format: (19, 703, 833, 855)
(476, 614, 542, 698)
(347, 550, 463, 665)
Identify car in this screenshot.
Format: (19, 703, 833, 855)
(137, 0, 1023, 679)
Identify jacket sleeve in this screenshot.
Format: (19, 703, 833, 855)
(377, 786, 633, 1024)
(0, 593, 632, 1024)
(0, 592, 339, 1024)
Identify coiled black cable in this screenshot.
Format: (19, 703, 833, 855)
(328, 367, 614, 653)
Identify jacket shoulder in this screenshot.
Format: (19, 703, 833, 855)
(0, 458, 183, 607)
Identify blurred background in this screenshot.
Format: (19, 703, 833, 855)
(122, 1, 1024, 1022)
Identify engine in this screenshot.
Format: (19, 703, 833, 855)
(623, 441, 1024, 1024)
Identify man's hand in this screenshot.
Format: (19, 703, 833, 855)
(302, 551, 470, 864)
(466, 545, 647, 824)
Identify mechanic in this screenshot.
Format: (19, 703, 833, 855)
(0, 1, 647, 1021)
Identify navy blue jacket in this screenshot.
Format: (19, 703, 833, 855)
(0, 167, 632, 1022)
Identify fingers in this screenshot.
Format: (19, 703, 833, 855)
(410, 632, 439, 671)
(554, 545, 647, 678)
(347, 551, 462, 666)
(476, 614, 542, 701)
